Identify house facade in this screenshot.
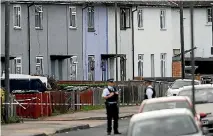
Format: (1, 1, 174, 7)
(83, 5, 108, 81)
(1, 1, 213, 81)
(1, 3, 84, 80)
(133, 3, 213, 78)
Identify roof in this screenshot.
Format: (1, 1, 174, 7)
(1, 0, 213, 7)
(131, 108, 193, 123)
(143, 96, 189, 104)
(180, 84, 213, 91)
(175, 79, 200, 82)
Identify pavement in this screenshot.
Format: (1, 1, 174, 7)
(1, 106, 139, 136)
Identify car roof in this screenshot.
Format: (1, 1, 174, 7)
(131, 108, 193, 123)
(175, 79, 200, 82)
(143, 96, 189, 104)
(179, 84, 213, 91)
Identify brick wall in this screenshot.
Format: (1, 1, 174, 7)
(172, 61, 182, 77)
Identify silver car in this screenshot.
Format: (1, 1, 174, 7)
(127, 108, 203, 136)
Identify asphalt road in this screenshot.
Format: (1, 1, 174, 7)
(54, 119, 130, 136)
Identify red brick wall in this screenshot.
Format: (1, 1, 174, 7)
(172, 61, 182, 77)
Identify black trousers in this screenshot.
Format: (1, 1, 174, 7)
(105, 102, 119, 133)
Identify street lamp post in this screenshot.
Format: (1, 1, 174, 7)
(180, 1, 185, 79)
(190, 3, 196, 116)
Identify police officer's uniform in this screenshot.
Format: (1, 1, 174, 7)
(102, 79, 121, 135)
(144, 80, 156, 99)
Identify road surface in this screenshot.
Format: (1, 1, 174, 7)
(54, 119, 130, 136)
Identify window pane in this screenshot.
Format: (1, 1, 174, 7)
(138, 10, 143, 28)
(71, 15, 76, 27)
(88, 7, 94, 28)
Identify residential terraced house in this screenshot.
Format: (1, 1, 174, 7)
(1, 0, 213, 81)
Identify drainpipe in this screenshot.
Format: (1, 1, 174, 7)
(131, 6, 137, 80)
(115, 2, 118, 81)
(82, 4, 88, 80)
(27, 3, 34, 75)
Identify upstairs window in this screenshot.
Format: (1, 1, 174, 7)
(35, 5, 43, 29)
(69, 6, 77, 28)
(160, 9, 166, 29)
(137, 9, 143, 29)
(120, 8, 131, 30)
(13, 5, 21, 28)
(88, 6, 95, 31)
(207, 8, 212, 23)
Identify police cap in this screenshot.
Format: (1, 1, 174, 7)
(107, 78, 114, 83)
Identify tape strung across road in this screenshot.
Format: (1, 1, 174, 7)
(2, 103, 139, 106)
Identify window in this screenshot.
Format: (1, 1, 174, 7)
(137, 9, 143, 29)
(35, 5, 43, 29)
(120, 8, 131, 30)
(138, 54, 144, 77)
(120, 56, 126, 81)
(36, 56, 44, 75)
(173, 49, 181, 56)
(160, 53, 166, 77)
(88, 6, 95, 31)
(160, 9, 166, 29)
(70, 56, 78, 80)
(207, 8, 212, 23)
(151, 54, 155, 77)
(69, 6, 77, 28)
(88, 55, 95, 81)
(13, 5, 21, 28)
(14, 57, 22, 74)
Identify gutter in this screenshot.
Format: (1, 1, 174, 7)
(131, 6, 137, 80)
(27, 3, 34, 75)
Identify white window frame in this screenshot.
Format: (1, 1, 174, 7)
(207, 8, 212, 23)
(14, 57, 22, 74)
(160, 9, 166, 30)
(173, 49, 181, 56)
(151, 54, 155, 77)
(138, 54, 144, 77)
(137, 8, 144, 29)
(160, 53, 166, 77)
(88, 6, 95, 31)
(120, 7, 131, 30)
(35, 5, 43, 29)
(70, 56, 78, 80)
(69, 6, 77, 28)
(88, 55, 95, 81)
(13, 5, 21, 29)
(36, 56, 44, 75)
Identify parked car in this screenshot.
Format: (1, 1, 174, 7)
(166, 79, 201, 96)
(177, 84, 213, 135)
(138, 96, 202, 127)
(127, 108, 204, 136)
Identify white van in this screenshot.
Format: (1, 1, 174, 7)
(1, 74, 48, 88)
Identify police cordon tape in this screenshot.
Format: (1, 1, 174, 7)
(2, 103, 138, 106)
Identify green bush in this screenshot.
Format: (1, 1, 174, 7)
(58, 84, 107, 89)
(1, 116, 21, 124)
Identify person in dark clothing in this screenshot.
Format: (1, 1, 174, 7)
(102, 78, 121, 135)
(144, 80, 156, 99)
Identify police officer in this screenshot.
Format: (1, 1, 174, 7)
(144, 80, 156, 99)
(102, 78, 121, 135)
